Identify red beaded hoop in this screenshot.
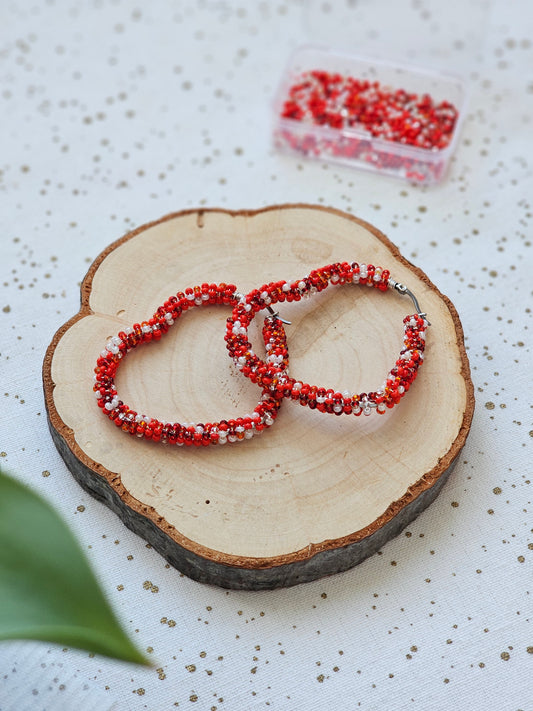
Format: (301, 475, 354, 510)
(93, 283, 288, 446)
(225, 262, 429, 417)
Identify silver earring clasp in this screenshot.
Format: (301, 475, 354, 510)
(393, 282, 430, 325)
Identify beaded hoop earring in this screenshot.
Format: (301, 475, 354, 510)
(94, 283, 288, 446)
(225, 262, 429, 417)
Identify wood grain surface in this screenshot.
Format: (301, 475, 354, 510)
(43, 205, 474, 589)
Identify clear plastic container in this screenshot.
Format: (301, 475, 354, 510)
(272, 45, 468, 184)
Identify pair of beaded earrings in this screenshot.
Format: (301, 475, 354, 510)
(93, 261, 429, 447)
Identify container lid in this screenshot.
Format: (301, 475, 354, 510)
(302, 0, 490, 74)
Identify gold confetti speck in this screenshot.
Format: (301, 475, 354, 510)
(518, 556, 525, 563)
(77, 505, 85, 512)
(42, 469, 50, 476)
(493, 487, 502, 495)
(143, 580, 159, 593)
(186, 664, 196, 673)
(451, 501, 459, 507)
(317, 674, 325, 683)
(485, 401, 495, 410)
(500, 651, 510, 661)
(189, 694, 198, 702)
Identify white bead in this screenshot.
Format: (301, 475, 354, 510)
(282, 283, 290, 292)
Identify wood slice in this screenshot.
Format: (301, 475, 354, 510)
(43, 205, 474, 590)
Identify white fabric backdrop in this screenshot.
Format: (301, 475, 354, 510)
(1, 1, 531, 709)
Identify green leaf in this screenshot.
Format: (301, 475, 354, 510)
(0, 468, 149, 665)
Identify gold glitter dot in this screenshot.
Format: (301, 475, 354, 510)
(526, 647, 533, 654)
(168, 619, 176, 627)
(451, 501, 459, 507)
(493, 487, 502, 495)
(186, 664, 196, 673)
(42, 469, 50, 476)
(317, 674, 325, 683)
(189, 694, 198, 702)
(199, 651, 207, 658)
(485, 402, 495, 410)
(77, 505, 85, 512)
(518, 556, 525, 563)
(116, 584, 124, 591)
(500, 651, 510, 661)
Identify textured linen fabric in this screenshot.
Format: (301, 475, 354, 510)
(0, 1, 531, 709)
